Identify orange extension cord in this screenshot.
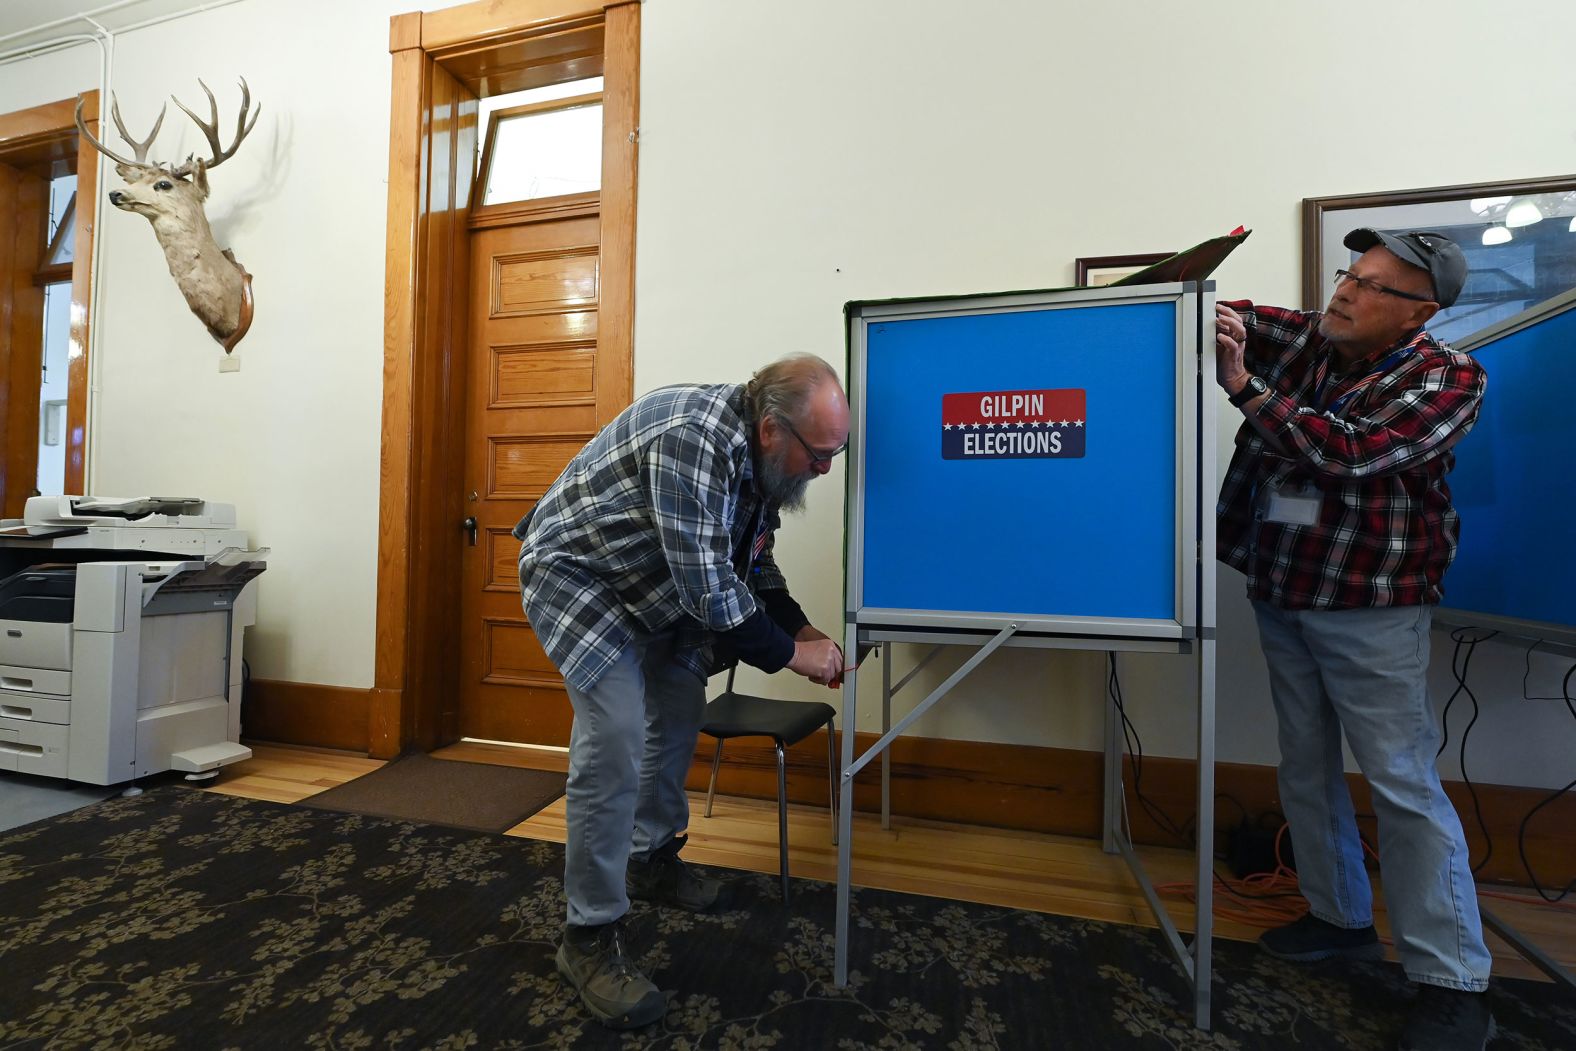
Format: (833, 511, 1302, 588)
(1155, 823, 1576, 931)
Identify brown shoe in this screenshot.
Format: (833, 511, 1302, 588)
(626, 835, 722, 912)
(555, 921, 666, 1029)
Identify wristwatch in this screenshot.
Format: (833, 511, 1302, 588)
(1228, 375, 1269, 408)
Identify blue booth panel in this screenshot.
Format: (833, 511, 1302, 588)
(858, 298, 1180, 622)
(1443, 296, 1576, 638)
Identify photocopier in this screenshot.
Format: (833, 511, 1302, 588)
(0, 496, 267, 786)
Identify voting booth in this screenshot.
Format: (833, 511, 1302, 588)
(834, 282, 1220, 1027)
(1442, 286, 1576, 647)
(1435, 288, 1576, 992)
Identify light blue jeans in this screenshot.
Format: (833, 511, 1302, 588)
(1251, 601, 1491, 992)
(560, 633, 707, 927)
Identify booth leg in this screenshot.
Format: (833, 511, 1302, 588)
(834, 623, 859, 988)
(1192, 637, 1216, 1029)
(880, 643, 891, 830)
(1102, 651, 1121, 855)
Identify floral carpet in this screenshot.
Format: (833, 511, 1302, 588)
(0, 787, 1569, 1050)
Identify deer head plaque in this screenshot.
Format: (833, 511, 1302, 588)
(76, 79, 260, 353)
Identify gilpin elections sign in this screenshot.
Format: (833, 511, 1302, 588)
(941, 388, 1086, 460)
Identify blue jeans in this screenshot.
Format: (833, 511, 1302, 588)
(1251, 602, 1491, 991)
(560, 633, 707, 927)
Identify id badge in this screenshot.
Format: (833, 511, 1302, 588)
(1264, 484, 1322, 526)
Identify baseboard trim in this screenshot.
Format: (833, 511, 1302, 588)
(237, 684, 1574, 889)
(243, 678, 372, 753)
(687, 728, 1576, 889)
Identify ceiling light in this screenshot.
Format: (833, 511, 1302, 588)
(1569, 215, 1576, 233)
(1505, 200, 1544, 228)
(1482, 226, 1513, 245)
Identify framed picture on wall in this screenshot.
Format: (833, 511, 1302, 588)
(1304, 174, 1576, 345)
(1075, 253, 1172, 287)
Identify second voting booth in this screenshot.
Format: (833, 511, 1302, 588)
(835, 282, 1220, 1026)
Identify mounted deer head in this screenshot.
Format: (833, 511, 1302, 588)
(76, 79, 260, 353)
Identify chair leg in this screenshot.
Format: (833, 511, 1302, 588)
(826, 721, 839, 846)
(704, 737, 724, 818)
(775, 740, 790, 903)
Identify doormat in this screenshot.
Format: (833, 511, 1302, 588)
(299, 751, 565, 833)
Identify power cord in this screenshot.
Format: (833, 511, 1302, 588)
(1436, 627, 1496, 875)
(1516, 660, 1576, 901)
(1107, 653, 1192, 847)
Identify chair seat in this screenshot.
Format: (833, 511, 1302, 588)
(701, 691, 836, 745)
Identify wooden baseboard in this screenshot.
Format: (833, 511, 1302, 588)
(687, 728, 1576, 889)
(243, 678, 372, 753)
(239, 681, 1573, 890)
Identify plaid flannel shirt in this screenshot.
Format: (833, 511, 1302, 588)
(515, 383, 792, 691)
(1216, 301, 1486, 609)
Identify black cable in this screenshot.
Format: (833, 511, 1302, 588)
(1517, 661, 1576, 901)
(1517, 774, 1576, 903)
(1436, 626, 1496, 762)
(1438, 627, 1496, 875)
(1521, 638, 1576, 701)
(1107, 654, 1192, 847)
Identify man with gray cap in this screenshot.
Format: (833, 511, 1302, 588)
(1214, 230, 1492, 1050)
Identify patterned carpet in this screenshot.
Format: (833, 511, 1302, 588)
(0, 787, 1570, 1050)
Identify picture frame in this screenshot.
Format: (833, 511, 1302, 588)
(1075, 253, 1172, 288)
(1303, 174, 1576, 344)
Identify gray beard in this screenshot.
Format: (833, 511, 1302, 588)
(756, 449, 812, 513)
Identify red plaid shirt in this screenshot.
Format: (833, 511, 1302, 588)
(1216, 301, 1486, 609)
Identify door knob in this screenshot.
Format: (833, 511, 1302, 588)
(462, 516, 478, 546)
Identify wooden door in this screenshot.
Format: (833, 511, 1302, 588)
(0, 159, 48, 516)
(0, 95, 99, 515)
(457, 198, 615, 745)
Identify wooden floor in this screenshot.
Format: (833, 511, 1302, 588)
(204, 741, 1576, 985)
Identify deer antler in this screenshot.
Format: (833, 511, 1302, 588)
(169, 78, 259, 177)
(74, 93, 166, 169)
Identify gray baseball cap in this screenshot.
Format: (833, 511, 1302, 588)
(1343, 228, 1467, 308)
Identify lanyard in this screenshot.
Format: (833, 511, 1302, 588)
(1312, 337, 1421, 415)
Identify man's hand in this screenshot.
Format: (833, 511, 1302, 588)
(796, 624, 848, 687)
(1216, 303, 1251, 398)
(788, 637, 844, 686)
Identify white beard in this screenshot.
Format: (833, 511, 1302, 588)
(756, 449, 812, 512)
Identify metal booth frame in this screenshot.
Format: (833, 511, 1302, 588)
(834, 282, 1220, 1029)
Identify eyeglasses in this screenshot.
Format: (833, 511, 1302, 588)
(781, 417, 847, 467)
(1334, 269, 1436, 303)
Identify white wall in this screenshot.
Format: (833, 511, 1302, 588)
(634, 0, 1576, 790)
(1, 0, 1572, 790)
(0, 0, 410, 687)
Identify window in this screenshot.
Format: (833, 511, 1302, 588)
(477, 77, 603, 206)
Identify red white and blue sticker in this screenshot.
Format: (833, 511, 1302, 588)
(942, 389, 1086, 460)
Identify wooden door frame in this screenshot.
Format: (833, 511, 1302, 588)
(0, 91, 98, 512)
(375, 0, 638, 759)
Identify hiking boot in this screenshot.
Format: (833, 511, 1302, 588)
(1398, 985, 1495, 1051)
(626, 834, 722, 912)
(554, 921, 667, 1030)
(1259, 913, 1383, 963)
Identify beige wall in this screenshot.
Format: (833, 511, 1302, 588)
(0, 0, 411, 688)
(632, 0, 1576, 786)
(1, 0, 1573, 786)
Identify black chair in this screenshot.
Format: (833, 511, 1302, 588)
(700, 665, 839, 902)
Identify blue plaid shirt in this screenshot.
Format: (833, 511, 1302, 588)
(515, 383, 793, 691)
